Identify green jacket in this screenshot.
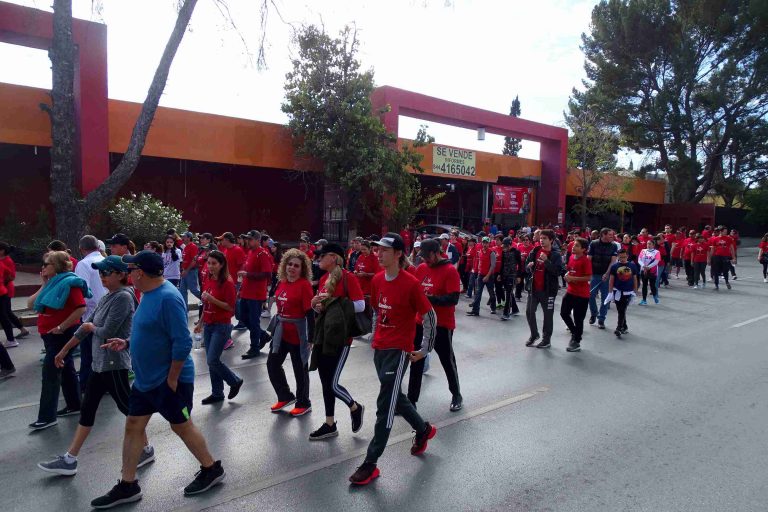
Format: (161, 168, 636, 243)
(310, 296, 359, 371)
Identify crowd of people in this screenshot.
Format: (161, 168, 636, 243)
(0, 221, 764, 507)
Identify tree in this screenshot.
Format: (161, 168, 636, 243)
(282, 25, 440, 231)
(45, 0, 274, 249)
(502, 95, 522, 156)
(108, 193, 190, 248)
(565, 100, 631, 229)
(743, 182, 768, 226)
(575, 0, 768, 204)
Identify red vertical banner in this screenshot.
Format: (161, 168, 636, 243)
(492, 186, 529, 214)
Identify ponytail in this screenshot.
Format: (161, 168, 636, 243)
(127, 240, 137, 255)
(323, 254, 345, 296)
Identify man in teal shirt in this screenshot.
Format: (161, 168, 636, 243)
(91, 250, 225, 509)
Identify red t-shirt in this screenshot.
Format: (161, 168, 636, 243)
(275, 278, 314, 345)
(758, 241, 768, 257)
(181, 242, 198, 271)
(710, 236, 734, 258)
(69, 256, 79, 271)
(318, 270, 364, 301)
(202, 277, 237, 324)
(566, 254, 592, 298)
(663, 233, 676, 245)
(631, 242, 643, 258)
(354, 253, 380, 295)
(532, 249, 551, 292)
(415, 261, 461, 330)
(240, 247, 273, 300)
(691, 243, 709, 263)
(370, 270, 432, 352)
(37, 286, 86, 335)
(638, 234, 651, 245)
(0, 256, 15, 297)
(0, 263, 8, 296)
(517, 242, 533, 262)
(223, 245, 247, 275)
(682, 238, 697, 258)
(701, 230, 711, 239)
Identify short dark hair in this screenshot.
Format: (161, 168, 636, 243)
(599, 227, 611, 236)
(574, 237, 589, 250)
(617, 248, 628, 256)
(540, 229, 555, 241)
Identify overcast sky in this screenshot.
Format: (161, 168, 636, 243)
(0, 0, 616, 161)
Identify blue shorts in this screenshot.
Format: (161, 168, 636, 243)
(128, 381, 194, 424)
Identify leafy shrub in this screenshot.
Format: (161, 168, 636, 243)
(108, 193, 189, 248)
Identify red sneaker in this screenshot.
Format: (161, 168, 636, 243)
(410, 422, 437, 455)
(270, 399, 296, 413)
(289, 406, 312, 417)
(349, 462, 380, 485)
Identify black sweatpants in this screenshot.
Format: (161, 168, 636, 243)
(501, 278, 520, 316)
(408, 325, 461, 405)
(711, 256, 731, 287)
(527, 291, 555, 340)
(684, 260, 694, 286)
(365, 349, 426, 464)
(693, 262, 707, 286)
(79, 369, 131, 427)
(267, 340, 310, 408)
(317, 345, 355, 417)
(0, 295, 15, 342)
(641, 272, 657, 300)
(615, 294, 630, 331)
(559, 293, 589, 342)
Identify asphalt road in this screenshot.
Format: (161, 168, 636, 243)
(2, 244, 767, 511)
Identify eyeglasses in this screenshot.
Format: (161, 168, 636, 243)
(41, 261, 52, 267)
(127, 266, 141, 273)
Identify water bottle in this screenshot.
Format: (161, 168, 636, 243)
(193, 333, 202, 349)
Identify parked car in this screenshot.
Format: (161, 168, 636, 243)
(416, 224, 476, 241)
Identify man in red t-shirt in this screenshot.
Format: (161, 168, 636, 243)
(708, 226, 736, 290)
(407, 239, 463, 411)
(179, 232, 200, 309)
(218, 232, 247, 330)
(349, 233, 437, 486)
(560, 237, 592, 352)
(239, 230, 274, 359)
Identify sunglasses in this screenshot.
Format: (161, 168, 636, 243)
(41, 261, 52, 267)
(99, 269, 119, 276)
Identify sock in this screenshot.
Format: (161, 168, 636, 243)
(143, 445, 153, 453)
(64, 452, 77, 463)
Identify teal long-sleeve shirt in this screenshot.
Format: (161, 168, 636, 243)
(130, 280, 195, 392)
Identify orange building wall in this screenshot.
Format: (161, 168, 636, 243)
(565, 168, 666, 204)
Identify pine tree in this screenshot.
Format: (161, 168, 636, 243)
(502, 95, 522, 156)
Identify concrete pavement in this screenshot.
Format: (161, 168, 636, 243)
(1, 244, 767, 511)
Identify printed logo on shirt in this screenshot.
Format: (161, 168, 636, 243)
(420, 276, 434, 294)
(378, 294, 392, 327)
(277, 290, 288, 314)
(615, 265, 634, 282)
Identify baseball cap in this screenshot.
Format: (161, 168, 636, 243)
(373, 232, 405, 251)
(482, 236, 491, 243)
(243, 230, 261, 239)
(216, 232, 236, 243)
(414, 241, 422, 248)
(314, 238, 329, 246)
(502, 237, 512, 246)
(91, 255, 129, 273)
(317, 243, 345, 260)
(199, 232, 213, 241)
(419, 239, 441, 256)
(105, 233, 130, 246)
(439, 233, 450, 240)
(182, 231, 194, 239)
(122, 250, 164, 276)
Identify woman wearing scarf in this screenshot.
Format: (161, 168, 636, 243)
(28, 251, 91, 430)
(267, 249, 314, 417)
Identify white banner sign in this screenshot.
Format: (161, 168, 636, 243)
(433, 145, 476, 177)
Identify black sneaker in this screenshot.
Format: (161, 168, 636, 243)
(535, 339, 551, 349)
(184, 460, 225, 495)
(350, 403, 364, 433)
(566, 341, 581, 352)
(465, 311, 479, 316)
(726, 282, 732, 290)
(309, 422, 338, 440)
(241, 349, 261, 360)
(597, 321, 606, 330)
(349, 461, 380, 485)
(29, 419, 58, 430)
(56, 406, 80, 417)
(201, 395, 224, 405)
(489, 309, 497, 315)
(411, 422, 437, 455)
(620, 326, 628, 334)
(228, 379, 244, 400)
(91, 479, 142, 509)
(525, 334, 540, 347)
(614, 329, 622, 338)
(589, 315, 596, 325)
(449, 395, 463, 412)
(232, 323, 247, 331)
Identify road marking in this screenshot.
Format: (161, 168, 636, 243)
(731, 314, 768, 329)
(173, 386, 550, 512)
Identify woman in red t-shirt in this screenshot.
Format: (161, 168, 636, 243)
(0, 250, 16, 376)
(267, 249, 314, 417)
(0, 242, 31, 343)
(690, 234, 710, 288)
(308, 244, 366, 440)
(195, 250, 242, 405)
(462, 239, 477, 298)
(560, 238, 592, 352)
(27, 251, 86, 429)
(353, 242, 380, 298)
(758, 233, 768, 283)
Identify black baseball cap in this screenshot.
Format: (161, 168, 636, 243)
(217, 232, 236, 243)
(243, 230, 261, 239)
(122, 250, 164, 276)
(105, 233, 130, 246)
(374, 232, 405, 251)
(317, 243, 345, 261)
(419, 239, 441, 256)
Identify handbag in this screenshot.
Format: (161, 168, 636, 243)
(343, 272, 373, 335)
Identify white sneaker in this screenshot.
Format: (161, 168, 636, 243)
(261, 310, 271, 318)
(693, 284, 698, 289)
(764, 278, 767, 283)
(4, 340, 19, 348)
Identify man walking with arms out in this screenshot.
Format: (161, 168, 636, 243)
(349, 233, 438, 486)
(91, 250, 224, 508)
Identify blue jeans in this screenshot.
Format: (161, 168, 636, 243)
(39, 330, 81, 422)
(204, 323, 240, 398)
(471, 274, 496, 313)
(588, 274, 610, 322)
(240, 298, 264, 353)
(466, 273, 476, 298)
(179, 268, 201, 308)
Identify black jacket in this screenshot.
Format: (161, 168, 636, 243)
(310, 297, 358, 371)
(524, 246, 563, 296)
